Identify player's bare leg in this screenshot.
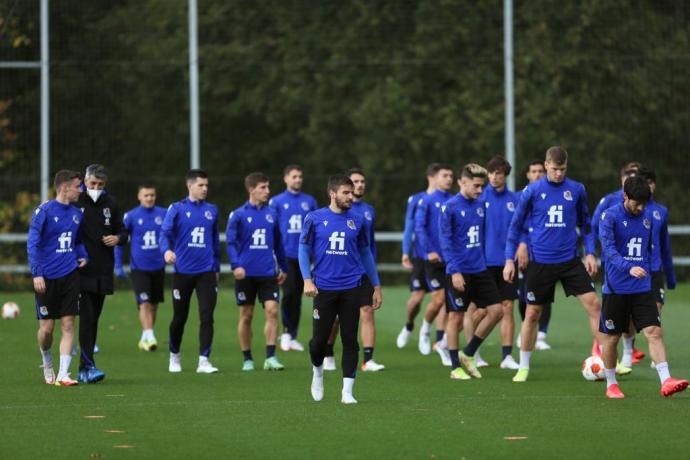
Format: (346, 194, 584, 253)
(239, 305, 255, 369)
(360, 306, 383, 371)
(397, 290, 425, 348)
(513, 304, 542, 382)
(38, 319, 56, 384)
(419, 289, 444, 355)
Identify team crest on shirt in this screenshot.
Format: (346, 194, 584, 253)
(40, 306, 48, 316)
(364, 211, 372, 221)
(73, 215, 80, 224)
(138, 218, 143, 225)
(563, 191, 573, 201)
(205, 210, 213, 220)
(266, 214, 274, 223)
(103, 208, 111, 218)
(507, 201, 515, 212)
(653, 210, 661, 220)
(347, 219, 356, 230)
(605, 319, 615, 330)
(643, 218, 651, 230)
(540, 193, 546, 200)
(301, 202, 310, 211)
(476, 207, 484, 217)
(155, 216, 162, 225)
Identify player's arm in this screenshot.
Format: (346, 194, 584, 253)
(160, 204, 177, 264)
(401, 196, 415, 268)
(212, 209, 221, 273)
(273, 213, 288, 281)
(298, 213, 317, 297)
(357, 220, 382, 309)
(114, 212, 130, 277)
(591, 196, 608, 252)
(413, 198, 431, 258)
(438, 202, 461, 273)
(659, 210, 676, 289)
(225, 211, 244, 279)
(27, 207, 46, 293)
(369, 207, 377, 261)
(504, 187, 531, 281)
(599, 210, 638, 276)
(576, 184, 597, 276)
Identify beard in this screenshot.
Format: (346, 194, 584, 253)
(335, 197, 352, 210)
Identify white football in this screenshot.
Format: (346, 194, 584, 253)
(582, 355, 605, 381)
(2, 301, 20, 319)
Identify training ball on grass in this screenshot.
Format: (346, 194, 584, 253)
(582, 356, 605, 381)
(2, 301, 20, 319)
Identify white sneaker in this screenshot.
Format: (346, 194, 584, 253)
(435, 345, 452, 367)
(311, 370, 324, 401)
(169, 353, 181, 373)
(361, 360, 385, 372)
(535, 340, 551, 351)
(196, 358, 219, 374)
(280, 333, 292, 352)
(500, 355, 520, 370)
(341, 392, 358, 404)
(323, 356, 337, 371)
(289, 339, 305, 352)
(396, 326, 411, 349)
(42, 364, 55, 385)
(419, 332, 431, 355)
(476, 352, 489, 368)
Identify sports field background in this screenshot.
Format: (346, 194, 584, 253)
(1, 284, 689, 459)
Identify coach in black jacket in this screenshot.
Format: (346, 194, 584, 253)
(77, 164, 127, 383)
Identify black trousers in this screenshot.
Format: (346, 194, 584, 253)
(169, 272, 218, 357)
(309, 287, 361, 378)
(281, 258, 304, 337)
(79, 291, 106, 370)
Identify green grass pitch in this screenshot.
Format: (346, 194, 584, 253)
(1, 284, 689, 459)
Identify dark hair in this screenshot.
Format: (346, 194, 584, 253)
(620, 161, 642, 179)
(283, 164, 302, 176)
(346, 167, 365, 178)
(460, 163, 488, 180)
(244, 172, 270, 191)
(545, 146, 568, 165)
(85, 164, 107, 181)
(186, 169, 208, 183)
(526, 159, 545, 172)
(54, 170, 82, 190)
(436, 163, 454, 175)
(425, 162, 441, 177)
(624, 175, 651, 203)
(138, 183, 155, 191)
(327, 174, 354, 193)
(637, 166, 656, 184)
(486, 155, 512, 175)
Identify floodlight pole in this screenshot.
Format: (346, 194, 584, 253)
(504, 0, 516, 191)
(40, 0, 50, 201)
(188, 0, 200, 169)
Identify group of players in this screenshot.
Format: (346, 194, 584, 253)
(27, 147, 687, 401)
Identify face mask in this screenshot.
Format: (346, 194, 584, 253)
(87, 189, 103, 202)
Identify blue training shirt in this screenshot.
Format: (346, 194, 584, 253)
(481, 184, 517, 267)
(27, 200, 88, 279)
(414, 189, 452, 260)
(350, 200, 377, 260)
(647, 199, 675, 286)
(402, 191, 426, 258)
(440, 193, 487, 275)
(116, 205, 166, 271)
(298, 207, 370, 291)
(506, 177, 595, 264)
(269, 190, 318, 259)
(160, 198, 221, 275)
(599, 203, 653, 294)
(226, 201, 288, 277)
